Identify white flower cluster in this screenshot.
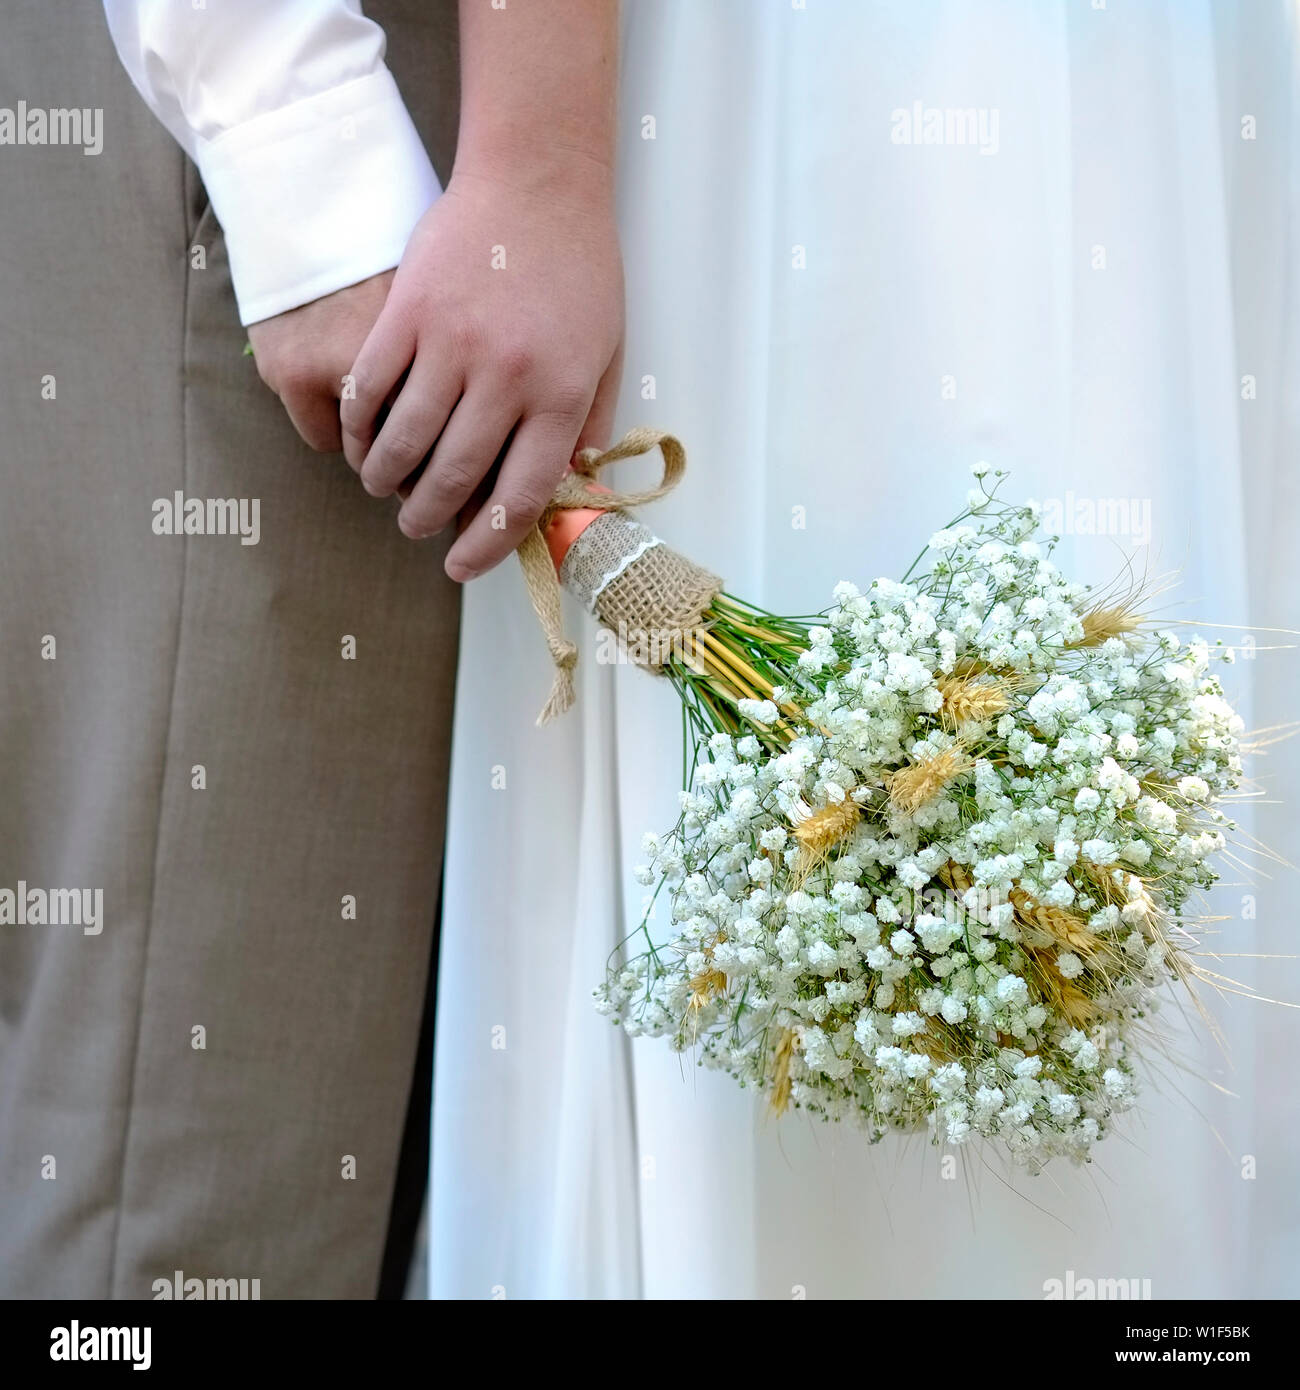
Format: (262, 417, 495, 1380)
(595, 472, 1244, 1169)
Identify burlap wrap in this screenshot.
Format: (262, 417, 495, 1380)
(517, 429, 722, 724)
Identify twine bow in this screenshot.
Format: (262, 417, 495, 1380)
(517, 426, 687, 724)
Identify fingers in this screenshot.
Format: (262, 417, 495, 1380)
(444, 410, 587, 581)
(577, 338, 624, 453)
(277, 376, 345, 454)
(358, 356, 461, 499)
(251, 346, 346, 454)
(395, 385, 520, 540)
(454, 470, 497, 538)
(340, 306, 418, 474)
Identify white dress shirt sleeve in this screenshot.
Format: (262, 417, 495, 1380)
(103, 0, 441, 325)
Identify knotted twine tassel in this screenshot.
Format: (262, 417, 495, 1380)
(516, 526, 581, 722)
(516, 427, 716, 724)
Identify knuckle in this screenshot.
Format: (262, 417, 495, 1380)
(497, 342, 536, 384)
(499, 478, 552, 525)
(375, 424, 427, 472)
(431, 454, 480, 499)
(397, 507, 431, 539)
(275, 364, 318, 402)
(542, 376, 592, 421)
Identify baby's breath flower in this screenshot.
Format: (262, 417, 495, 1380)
(596, 473, 1244, 1168)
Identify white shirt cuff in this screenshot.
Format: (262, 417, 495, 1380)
(195, 67, 440, 325)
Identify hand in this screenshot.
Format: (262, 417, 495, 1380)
(246, 271, 395, 453)
(340, 164, 624, 581)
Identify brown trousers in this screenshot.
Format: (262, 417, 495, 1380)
(0, 1, 460, 1297)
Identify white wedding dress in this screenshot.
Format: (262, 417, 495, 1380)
(430, 0, 1300, 1298)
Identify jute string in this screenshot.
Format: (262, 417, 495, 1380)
(517, 427, 716, 724)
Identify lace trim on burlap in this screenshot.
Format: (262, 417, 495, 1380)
(559, 511, 722, 668)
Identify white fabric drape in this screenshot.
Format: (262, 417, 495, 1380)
(431, 0, 1300, 1299)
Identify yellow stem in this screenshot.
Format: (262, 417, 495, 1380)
(697, 630, 774, 699)
(714, 612, 806, 651)
(696, 651, 753, 704)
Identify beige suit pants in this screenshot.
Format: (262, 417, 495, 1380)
(0, 0, 461, 1298)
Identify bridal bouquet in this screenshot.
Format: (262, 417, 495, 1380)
(523, 431, 1247, 1169)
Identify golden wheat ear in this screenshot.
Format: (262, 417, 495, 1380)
(1065, 559, 1178, 649)
(1066, 600, 1143, 648)
(887, 745, 973, 815)
(768, 1027, 798, 1115)
(937, 672, 1015, 725)
(789, 793, 864, 887)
